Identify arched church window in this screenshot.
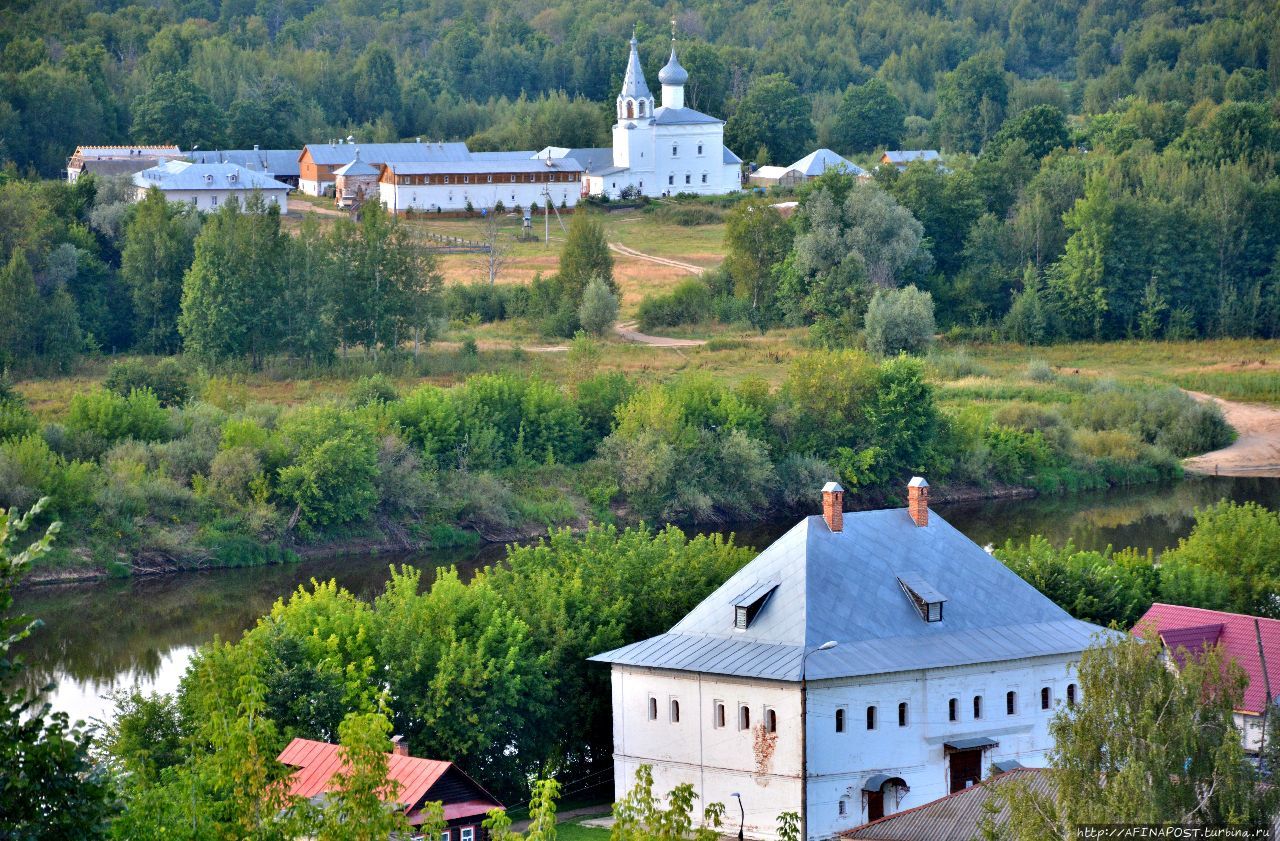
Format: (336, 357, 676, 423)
(627, 100, 634, 118)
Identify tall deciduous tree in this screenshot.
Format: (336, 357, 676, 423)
(1, 500, 115, 837)
(1048, 175, 1111, 339)
(0, 251, 39, 370)
(724, 198, 792, 325)
(997, 631, 1275, 835)
(933, 52, 1008, 153)
(557, 210, 614, 304)
(724, 74, 813, 166)
(179, 196, 288, 367)
(330, 201, 441, 360)
(122, 188, 198, 353)
(832, 78, 904, 153)
(310, 712, 411, 841)
(130, 71, 223, 149)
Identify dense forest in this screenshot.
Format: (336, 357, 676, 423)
(0, 0, 1277, 175)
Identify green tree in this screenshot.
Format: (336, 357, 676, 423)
(723, 198, 792, 326)
(998, 632, 1274, 835)
(351, 44, 402, 125)
(864, 285, 935, 357)
(579, 277, 619, 337)
(987, 104, 1069, 161)
(0, 500, 115, 837)
(933, 52, 1008, 153)
(0, 251, 38, 369)
(310, 712, 411, 841)
(1003, 264, 1054, 345)
(558, 211, 615, 304)
(275, 407, 381, 535)
(1160, 501, 1280, 617)
(122, 188, 198, 353)
(724, 74, 814, 165)
(330, 201, 441, 360)
(130, 71, 223, 149)
(680, 43, 730, 116)
(1047, 176, 1111, 339)
(179, 196, 288, 367)
(832, 78, 904, 153)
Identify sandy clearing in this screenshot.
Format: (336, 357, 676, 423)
(1183, 390, 1280, 477)
(608, 242, 705, 276)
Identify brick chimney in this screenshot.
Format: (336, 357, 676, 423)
(822, 481, 844, 532)
(391, 735, 408, 757)
(907, 477, 929, 527)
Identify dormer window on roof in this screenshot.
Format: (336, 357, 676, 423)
(898, 574, 947, 623)
(732, 581, 778, 630)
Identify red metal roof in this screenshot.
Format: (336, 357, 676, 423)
(1135, 603, 1280, 715)
(278, 738, 474, 813)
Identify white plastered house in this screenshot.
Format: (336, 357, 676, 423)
(591, 479, 1109, 840)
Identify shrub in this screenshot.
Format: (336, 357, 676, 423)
(105, 359, 191, 407)
(928, 349, 989, 380)
(864, 285, 935, 357)
(578, 277, 619, 337)
(350, 374, 399, 406)
(652, 204, 724, 226)
(66, 388, 169, 445)
(0, 399, 36, 442)
(276, 415, 381, 535)
(391, 385, 461, 462)
(0, 433, 97, 514)
(1025, 359, 1055, 382)
(636, 279, 713, 332)
(1154, 400, 1234, 457)
(1074, 428, 1145, 462)
(576, 372, 635, 444)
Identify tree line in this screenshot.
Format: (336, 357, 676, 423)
(1, 0, 1276, 175)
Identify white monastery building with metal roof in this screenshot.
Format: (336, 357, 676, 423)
(133, 161, 291, 212)
(540, 34, 742, 199)
(591, 479, 1107, 840)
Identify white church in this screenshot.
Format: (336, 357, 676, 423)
(591, 479, 1110, 839)
(540, 33, 743, 199)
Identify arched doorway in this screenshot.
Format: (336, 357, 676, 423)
(862, 775, 908, 822)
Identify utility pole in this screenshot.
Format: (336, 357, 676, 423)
(800, 641, 837, 841)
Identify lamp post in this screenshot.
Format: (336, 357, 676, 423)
(800, 640, 838, 841)
(731, 792, 744, 841)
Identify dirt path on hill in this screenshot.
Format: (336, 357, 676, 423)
(1182, 390, 1280, 477)
(613, 320, 707, 347)
(608, 242, 705, 275)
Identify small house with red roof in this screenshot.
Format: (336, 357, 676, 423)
(277, 736, 503, 839)
(1135, 603, 1280, 753)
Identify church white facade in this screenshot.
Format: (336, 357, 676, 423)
(592, 480, 1110, 840)
(551, 36, 742, 199)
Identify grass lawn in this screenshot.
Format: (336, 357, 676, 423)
(961, 339, 1280, 403)
(555, 819, 612, 841)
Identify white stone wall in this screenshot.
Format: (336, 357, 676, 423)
(610, 654, 1081, 841)
(136, 187, 287, 212)
(378, 179, 581, 213)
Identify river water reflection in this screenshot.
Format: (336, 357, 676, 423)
(15, 475, 1280, 725)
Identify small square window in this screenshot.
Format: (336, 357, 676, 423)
(668, 175, 674, 185)
(685, 174, 691, 184)
(672, 145, 678, 156)
(701, 174, 708, 183)
(460, 828, 475, 841)
(442, 832, 451, 841)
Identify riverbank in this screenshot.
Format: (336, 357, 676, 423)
(1183, 391, 1280, 477)
(18, 478, 1039, 587)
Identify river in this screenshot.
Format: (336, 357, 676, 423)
(14, 475, 1280, 727)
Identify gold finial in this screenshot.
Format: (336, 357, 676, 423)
(671, 17, 677, 41)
